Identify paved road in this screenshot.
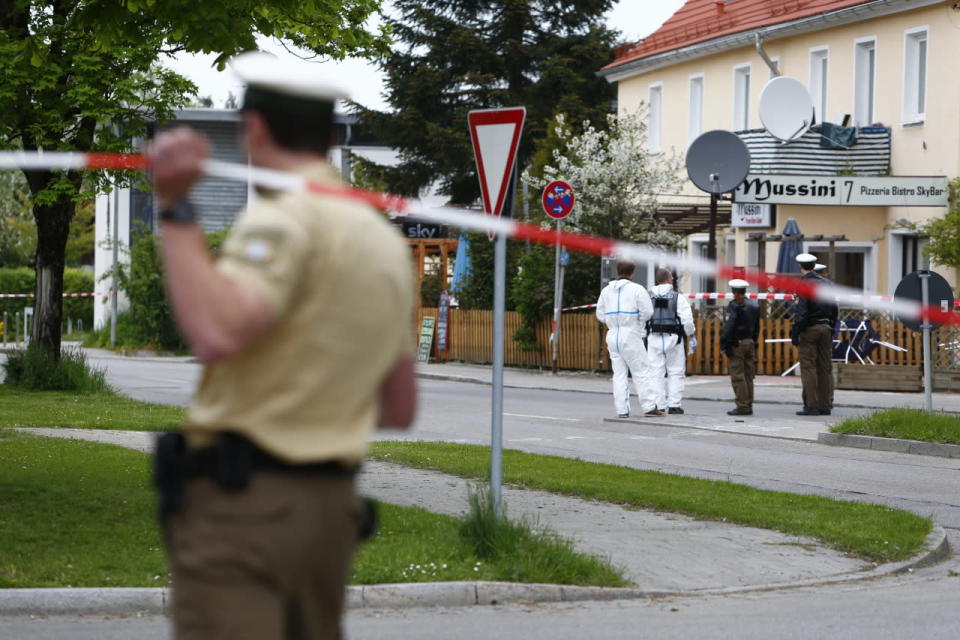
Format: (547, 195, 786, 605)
(66, 351, 960, 529)
(3, 353, 960, 638)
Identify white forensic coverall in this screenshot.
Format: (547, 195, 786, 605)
(596, 278, 654, 416)
(646, 284, 696, 411)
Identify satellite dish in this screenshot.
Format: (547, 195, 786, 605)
(759, 76, 814, 142)
(686, 130, 752, 194)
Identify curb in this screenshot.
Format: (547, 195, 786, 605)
(603, 416, 819, 443)
(818, 432, 960, 458)
(0, 528, 948, 615)
(416, 372, 960, 414)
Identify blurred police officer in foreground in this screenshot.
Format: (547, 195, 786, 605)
(149, 52, 416, 640)
(791, 253, 838, 416)
(720, 279, 759, 416)
(596, 260, 654, 417)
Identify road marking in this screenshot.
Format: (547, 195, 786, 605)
(133, 376, 194, 384)
(504, 412, 581, 422)
(508, 437, 547, 442)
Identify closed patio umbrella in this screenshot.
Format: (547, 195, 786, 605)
(775, 218, 803, 274)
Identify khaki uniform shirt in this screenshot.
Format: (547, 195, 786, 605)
(184, 163, 414, 464)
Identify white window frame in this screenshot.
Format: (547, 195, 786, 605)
(902, 26, 928, 125)
(732, 63, 751, 131)
(804, 241, 876, 293)
(688, 73, 704, 143)
(648, 82, 663, 154)
(853, 37, 877, 127)
(886, 228, 929, 294)
(809, 46, 829, 124)
(689, 233, 711, 293)
(724, 235, 737, 266)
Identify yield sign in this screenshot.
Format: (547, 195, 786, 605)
(468, 107, 526, 218)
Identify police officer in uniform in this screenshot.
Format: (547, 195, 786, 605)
(596, 260, 654, 417)
(150, 52, 416, 639)
(720, 279, 760, 416)
(791, 253, 838, 416)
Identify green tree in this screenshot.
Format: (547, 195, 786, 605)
(924, 177, 960, 278)
(66, 198, 95, 267)
(523, 110, 683, 245)
(512, 110, 682, 347)
(353, 0, 619, 203)
(0, 0, 389, 358)
(0, 170, 34, 267)
(455, 232, 522, 311)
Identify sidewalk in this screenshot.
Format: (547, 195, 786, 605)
(417, 361, 960, 413)
(0, 427, 949, 615)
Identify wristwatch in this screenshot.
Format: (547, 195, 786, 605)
(159, 200, 197, 224)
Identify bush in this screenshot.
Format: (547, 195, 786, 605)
(2, 346, 109, 393)
(101, 226, 228, 352)
(113, 229, 185, 351)
(82, 311, 170, 352)
(0, 267, 94, 329)
(420, 274, 444, 307)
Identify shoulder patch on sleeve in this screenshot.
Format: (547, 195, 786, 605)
(230, 227, 287, 266)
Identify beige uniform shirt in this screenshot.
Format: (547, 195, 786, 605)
(184, 163, 414, 464)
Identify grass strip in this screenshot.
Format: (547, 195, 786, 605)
(830, 408, 960, 445)
(369, 440, 932, 563)
(0, 432, 624, 588)
(0, 430, 166, 588)
(0, 384, 184, 431)
(354, 499, 625, 587)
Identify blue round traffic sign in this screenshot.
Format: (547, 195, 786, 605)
(542, 180, 575, 219)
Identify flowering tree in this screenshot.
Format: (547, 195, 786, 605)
(510, 109, 684, 351)
(523, 109, 683, 248)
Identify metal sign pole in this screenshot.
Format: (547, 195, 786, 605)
(110, 181, 120, 348)
(552, 220, 561, 373)
(491, 230, 506, 517)
(490, 166, 517, 519)
(920, 269, 933, 412)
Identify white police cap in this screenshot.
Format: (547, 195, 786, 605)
(814, 263, 827, 271)
(230, 51, 350, 102)
(729, 279, 749, 290)
(796, 253, 817, 264)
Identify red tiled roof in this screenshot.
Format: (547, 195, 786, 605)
(604, 0, 876, 71)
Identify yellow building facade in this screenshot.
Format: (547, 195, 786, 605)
(601, 0, 958, 295)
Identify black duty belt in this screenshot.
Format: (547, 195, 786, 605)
(183, 431, 358, 493)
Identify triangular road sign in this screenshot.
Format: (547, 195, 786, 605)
(468, 107, 526, 218)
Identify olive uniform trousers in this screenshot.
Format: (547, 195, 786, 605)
(168, 472, 361, 640)
(728, 338, 756, 412)
(798, 323, 834, 412)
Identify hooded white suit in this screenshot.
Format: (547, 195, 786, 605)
(596, 278, 654, 416)
(645, 284, 696, 410)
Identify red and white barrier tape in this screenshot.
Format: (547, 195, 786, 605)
(1, 150, 958, 327)
(0, 293, 97, 298)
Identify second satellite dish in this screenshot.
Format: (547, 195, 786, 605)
(686, 130, 751, 194)
(759, 76, 814, 142)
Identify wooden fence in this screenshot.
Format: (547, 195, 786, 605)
(417, 308, 950, 376)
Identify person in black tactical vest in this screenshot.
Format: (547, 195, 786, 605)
(645, 267, 696, 414)
(720, 279, 760, 416)
(791, 253, 839, 416)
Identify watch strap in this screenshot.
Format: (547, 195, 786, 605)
(159, 201, 197, 224)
